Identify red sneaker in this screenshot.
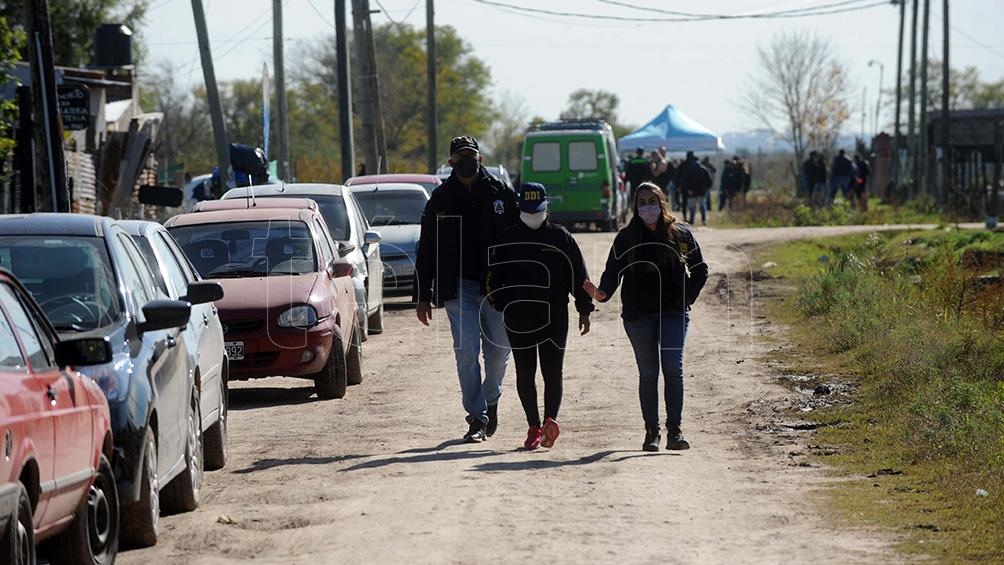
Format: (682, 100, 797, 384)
(541, 418, 560, 448)
(524, 426, 543, 450)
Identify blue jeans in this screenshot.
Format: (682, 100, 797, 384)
(830, 175, 852, 202)
(623, 310, 689, 429)
(444, 278, 511, 425)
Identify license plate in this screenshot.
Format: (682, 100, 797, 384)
(224, 341, 245, 361)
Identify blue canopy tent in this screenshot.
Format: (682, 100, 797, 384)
(617, 105, 725, 154)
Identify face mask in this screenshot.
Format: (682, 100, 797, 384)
(638, 203, 662, 225)
(520, 211, 546, 229)
(454, 155, 479, 178)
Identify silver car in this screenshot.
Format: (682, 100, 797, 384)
(219, 184, 385, 336)
(122, 220, 230, 470)
(348, 183, 428, 294)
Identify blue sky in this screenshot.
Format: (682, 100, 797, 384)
(141, 0, 1004, 135)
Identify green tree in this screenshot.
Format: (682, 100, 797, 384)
(562, 88, 634, 137)
(883, 60, 1004, 130)
(1, 0, 149, 67)
(0, 16, 25, 170)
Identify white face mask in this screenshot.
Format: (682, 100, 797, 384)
(520, 211, 547, 229)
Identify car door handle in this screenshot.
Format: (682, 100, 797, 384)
(46, 386, 57, 402)
(166, 335, 178, 348)
(203, 312, 209, 326)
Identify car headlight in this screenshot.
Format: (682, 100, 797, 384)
(277, 305, 318, 328)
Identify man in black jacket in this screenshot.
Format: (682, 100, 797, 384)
(414, 136, 520, 443)
(488, 182, 593, 450)
(679, 151, 711, 225)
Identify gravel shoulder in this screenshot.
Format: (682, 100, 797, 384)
(118, 224, 937, 564)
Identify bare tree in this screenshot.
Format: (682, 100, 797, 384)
(743, 32, 851, 178)
(483, 89, 530, 172)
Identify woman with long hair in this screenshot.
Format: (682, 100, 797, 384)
(583, 182, 709, 451)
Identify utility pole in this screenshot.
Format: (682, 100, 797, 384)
(907, 0, 919, 196)
(335, 0, 355, 181)
(917, 0, 931, 197)
(26, 0, 68, 212)
(192, 0, 230, 189)
(426, 0, 438, 174)
(861, 87, 867, 140)
(273, 0, 290, 180)
(868, 60, 884, 134)
(941, 0, 951, 206)
(894, 0, 906, 189)
(352, 0, 388, 175)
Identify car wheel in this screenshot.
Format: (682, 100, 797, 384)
(367, 302, 384, 334)
(121, 427, 159, 547)
(312, 326, 347, 399)
(162, 388, 204, 513)
(346, 322, 363, 386)
(203, 363, 229, 471)
(0, 482, 35, 565)
(46, 454, 119, 565)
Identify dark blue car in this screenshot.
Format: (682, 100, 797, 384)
(0, 213, 219, 548)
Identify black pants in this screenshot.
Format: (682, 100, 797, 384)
(505, 305, 568, 428)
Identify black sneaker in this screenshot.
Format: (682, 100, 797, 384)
(463, 421, 486, 443)
(666, 426, 690, 450)
(642, 427, 661, 452)
(486, 404, 498, 437)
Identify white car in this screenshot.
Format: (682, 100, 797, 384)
(219, 184, 385, 336)
(348, 183, 429, 294)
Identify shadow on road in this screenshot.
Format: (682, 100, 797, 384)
(397, 439, 466, 454)
(231, 453, 372, 475)
(228, 386, 318, 411)
(470, 450, 677, 472)
(340, 449, 498, 472)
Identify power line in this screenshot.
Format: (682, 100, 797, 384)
(591, 0, 878, 19)
(305, 0, 335, 29)
(467, 0, 888, 22)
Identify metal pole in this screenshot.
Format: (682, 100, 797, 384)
(192, 0, 231, 189)
(907, 0, 919, 195)
(273, 0, 290, 180)
(941, 0, 951, 208)
(426, 0, 438, 174)
(868, 60, 884, 133)
(918, 0, 931, 196)
(26, 0, 68, 213)
(352, 0, 377, 175)
(335, 0, 355, 181)
(893, 0, 906, 190)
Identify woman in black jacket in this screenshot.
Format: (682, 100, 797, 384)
(584, 182, 708, 451)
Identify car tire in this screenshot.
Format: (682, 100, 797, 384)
(313, 326, 347, 399)
(367, 302, 384, 335)
(162, 388, 204, 513)
(346, 322, 363, 386)
(46, 454, 119, 565)
(0, 482, 35, 565)
(121, 427, 159, 548)
(204, 361, 229, 471)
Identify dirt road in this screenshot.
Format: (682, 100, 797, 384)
(119, 224, 942, 564)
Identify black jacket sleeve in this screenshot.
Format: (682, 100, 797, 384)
(413, 193, 440, 303)
(486, 228, 509, 311)
(683, 229, 709, 306)
(597, 231, 627, 301)
(564, 231, 595, 314)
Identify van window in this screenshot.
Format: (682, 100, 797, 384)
(568, 141, 598, 171)
(531, 142, 560, 172)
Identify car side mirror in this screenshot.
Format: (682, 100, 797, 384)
(137, 299, 191, 333)
(338, 241, 357, 257)
(183, 281, 224, 305)
(364, 230, 382, 245)
(55, 337, 112, 368)
(327, 259, 354, 278)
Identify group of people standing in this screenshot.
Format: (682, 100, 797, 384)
(802, 149, 871, 211)
(415, 136, 708, 453)
(624, 147, 752, 225)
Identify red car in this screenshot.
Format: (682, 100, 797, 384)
(0, 269, 118, 564)
(165, 200, 362, 399)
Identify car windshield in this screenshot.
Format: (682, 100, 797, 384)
(256, 194, 351, 241)
(352, 191, 427, 226)
(0, 236, 122, 330)
(169, 220, 317, 278)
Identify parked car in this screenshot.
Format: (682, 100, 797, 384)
(0, 268, 118, 564)
(348, 183, 428, 294)
(121, 220, 229, 470)
(165, 199, 362, 398)
(0, 213, 212, 548)
(218, 184, 384, 336)
(520, 119, 627, 231)
(345, 173, 442, 196)
(435, 164, 515, 191)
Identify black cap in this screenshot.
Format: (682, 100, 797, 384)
(450, 136, 480, 155)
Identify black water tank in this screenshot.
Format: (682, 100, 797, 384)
(94, 24, 133, 68)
